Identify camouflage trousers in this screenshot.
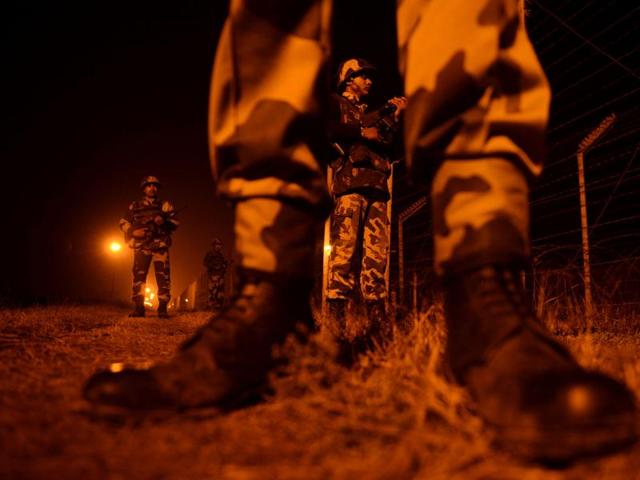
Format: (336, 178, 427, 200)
(209, 0, 549, 277)
(327, 193, 389, 301)
(207, 273, 225, 310)
(132, 248, 171, 302)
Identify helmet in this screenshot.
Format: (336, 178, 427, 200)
(140, 175, 161, 189)
(336, 58, 376, 92)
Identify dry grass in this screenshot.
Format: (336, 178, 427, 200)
(1, 303, 640, 479)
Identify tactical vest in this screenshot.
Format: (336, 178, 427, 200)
(129, 198, 173, 250)
(204, 252, 227, 274)
(331, 94, 392, 198)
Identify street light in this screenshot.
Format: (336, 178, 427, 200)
(107, 239, 124, 300)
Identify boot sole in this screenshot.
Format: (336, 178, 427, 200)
(495, 415, 638, 464)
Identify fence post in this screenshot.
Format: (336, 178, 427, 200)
(576, 113, 616, 326)
(398, 197, 428, 306)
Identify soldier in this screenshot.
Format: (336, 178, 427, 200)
(120, 176, 179, 318)
(203, 238, 228, 311)
(326, 58, 406, 344)
(85, 0, 636, 462)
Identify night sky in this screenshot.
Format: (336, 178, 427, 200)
(4, 1, 640, 304)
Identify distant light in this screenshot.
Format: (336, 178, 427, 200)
(185, 298, 189, 303)
(109, 241, 123, 253)
(145, 287, 151, 293)
(109, 362, 125, 373)
(324, 244, 332, 254)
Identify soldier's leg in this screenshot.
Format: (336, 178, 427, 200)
(212, 275, 225, 310)
(360, 199, 388, 301)
(153, 249, 171, 317)
(130, 249, 152, 316)
(360, 199, 390, 342)
(327, 194, 365, 300)
(85, 0, 333, 409)
(398, 0, 636, 461)
(326, 193, 365, 338)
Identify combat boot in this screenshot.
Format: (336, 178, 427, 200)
(444, 264, 637, 462)
(327, 298, 348, 339)
(128, 298, 145, 318)
(84, 270, 314, 410)
(366, 300, 392, 347)
(157, 300, 169, 319)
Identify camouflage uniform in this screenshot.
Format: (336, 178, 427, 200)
(203, 243, 228, 310)
(121, 196, 179, 304)
(208, 0, 547, 283)
(326, 87, 398, 302)
(86, 2, 638, 457)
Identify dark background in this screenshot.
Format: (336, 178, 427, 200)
(4, 1, 640, 304)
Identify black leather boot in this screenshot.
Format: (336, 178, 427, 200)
(444, 264, 637, 462)
(157, 300, 169, 319)
(327, 298, 348, 339)
(366, 300, 392, 347)
(84, 270, 313, 410)
(128, 298, 145, 318)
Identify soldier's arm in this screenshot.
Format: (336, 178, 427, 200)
(160, 201, 180, 231)
(327, 94, 361, 143)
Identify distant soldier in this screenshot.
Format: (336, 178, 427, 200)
(327, 58, 406, 345)
(120, 176, 179, 318)
(203, 238, 228, 311)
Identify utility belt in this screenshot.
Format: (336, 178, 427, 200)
(331, 144, 391, 197)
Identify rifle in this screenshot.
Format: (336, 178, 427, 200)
(130, 204, 187, 240)
(361, 101, 398, 145)
(331, 100, 399, 160)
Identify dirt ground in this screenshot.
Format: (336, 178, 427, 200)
(1, 305, 640, 480)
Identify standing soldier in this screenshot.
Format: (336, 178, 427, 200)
(86, 0, 637, 462)
(120, 176, 179, 318)
(203, 238, 228, 311)
(326, 58, 406, 344)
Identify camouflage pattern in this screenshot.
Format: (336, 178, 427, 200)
(207, 275, 226, 310)
(396, 0, 549, 274)
(132, 248, 171, 302)
(122, 196, 179, 303)
(140, 175, 161, 189)
(327, 193, 389, 301)
(208, 0, 332, 277)
(336, 58, 376, 92)
(120, 198, 179, 251)
(208, 0, 549, 279)
(203, 244, 228, 310)
(330, 93, 395, 197)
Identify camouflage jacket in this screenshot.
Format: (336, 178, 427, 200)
(328, 93, 399, 198)
(120, 197, 179, 250)
(203, 251, 228, 274)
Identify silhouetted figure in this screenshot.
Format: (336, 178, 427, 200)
(203, 238, 228, 311)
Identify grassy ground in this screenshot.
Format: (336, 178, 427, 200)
(1, 305, 640, 479)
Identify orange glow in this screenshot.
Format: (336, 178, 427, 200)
(109, 241, 123, 253)
(324, 244, 332, 254)
(144, 286, 156, 307)
(109, 363, 125, 373)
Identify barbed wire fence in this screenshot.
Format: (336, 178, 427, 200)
(388, 2, 640, 328)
